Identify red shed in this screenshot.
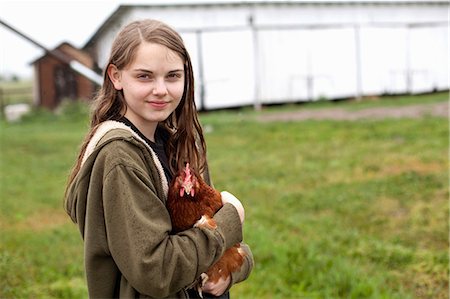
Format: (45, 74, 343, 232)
(32, 42, 97, 109)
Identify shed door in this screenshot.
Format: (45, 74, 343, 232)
(54, 65, 77, 104)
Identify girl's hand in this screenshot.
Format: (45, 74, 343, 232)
(220, 191, 245, 223)
(202, 275, 231, 296)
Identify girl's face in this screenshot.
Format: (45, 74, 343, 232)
(108, 42, 185, 138)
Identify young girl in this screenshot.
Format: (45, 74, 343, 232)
(64, 19, 253, 298)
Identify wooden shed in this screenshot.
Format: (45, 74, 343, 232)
(32, 42, 96, 109)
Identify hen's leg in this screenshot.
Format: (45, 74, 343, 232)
(196, 273, 209, 298)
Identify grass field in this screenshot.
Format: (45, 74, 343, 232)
(0, 80, 33, 106)
(1, 92, 448, 298)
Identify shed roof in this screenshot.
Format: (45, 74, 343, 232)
(31, 41, 76, 65)
(83, 0, 448, 49)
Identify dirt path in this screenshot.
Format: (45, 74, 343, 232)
(259, 101, 448, 122)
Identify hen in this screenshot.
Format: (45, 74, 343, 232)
(167, 163, 245, 297)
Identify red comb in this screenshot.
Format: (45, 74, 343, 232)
(184, 163, 191, 179)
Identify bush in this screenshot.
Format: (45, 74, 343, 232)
(17, 100, 90, 124)
(56, 100, 90, 121)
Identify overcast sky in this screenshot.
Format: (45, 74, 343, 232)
(0, 0, 138, 78)
(0, 0, 430, 78)
(0, 0, 255, 78)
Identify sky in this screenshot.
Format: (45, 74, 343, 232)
(0, 0, 429, 78)
(0, 0, 141, 78)
(0, 0, 265, 78)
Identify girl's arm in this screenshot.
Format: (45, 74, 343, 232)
(100, 144, 243, 297)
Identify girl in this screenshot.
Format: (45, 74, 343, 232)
(64, 19, 253, 298)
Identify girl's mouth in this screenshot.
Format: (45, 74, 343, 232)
(148, 101, 169, 109)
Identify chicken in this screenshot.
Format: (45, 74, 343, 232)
(166, 163, 246, 296)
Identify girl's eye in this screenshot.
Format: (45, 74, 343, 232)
(167, 73, 182, 80)
(137, 73, 153, 80)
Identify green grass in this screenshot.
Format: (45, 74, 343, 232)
(0, 80, 33, 106)
(252, 91, 449, 114)
(1, 94, 448, 298)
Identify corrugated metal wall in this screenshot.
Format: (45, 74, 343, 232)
(93, 2, 449, 110)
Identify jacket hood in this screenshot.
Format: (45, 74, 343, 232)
(65, 120, 169, 228)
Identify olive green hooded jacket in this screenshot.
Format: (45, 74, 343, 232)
(65, 121, 253, 298)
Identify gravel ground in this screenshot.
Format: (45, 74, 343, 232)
(259, 101, 448, 122)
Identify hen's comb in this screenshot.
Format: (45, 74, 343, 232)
(184, 163, 192, 180)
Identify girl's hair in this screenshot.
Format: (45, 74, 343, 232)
(66, 19, 206, 190)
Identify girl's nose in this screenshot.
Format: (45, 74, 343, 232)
(152, 79, 168, 96)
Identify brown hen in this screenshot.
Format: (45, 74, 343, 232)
(166, 163, 245, 295)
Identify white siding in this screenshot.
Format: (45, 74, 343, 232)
(200, 30, 254, 109)
(130, 6, 250, 29)
(360, 27, 409, 94)
(90, 2, 449, 109)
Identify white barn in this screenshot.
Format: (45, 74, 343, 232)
(84, 0, 449, 110)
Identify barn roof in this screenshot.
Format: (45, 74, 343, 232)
(83, 0, 448, 49)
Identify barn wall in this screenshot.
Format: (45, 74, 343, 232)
(33, 44, 97, 109)
(36, 57, 58, 109)
(90, 2, 449, 109)
(59, 44, 96, 101)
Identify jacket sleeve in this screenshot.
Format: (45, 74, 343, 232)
(101, 154, 243, 297)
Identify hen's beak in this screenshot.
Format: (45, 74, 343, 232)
(180, 184, 195, 197)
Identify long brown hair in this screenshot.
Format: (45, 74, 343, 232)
(65, 19, 206, 192)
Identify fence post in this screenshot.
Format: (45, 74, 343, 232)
(249, 15, 262, 111)
(354, 25, 362, 101)
(0, 87, 4, 120)
(196, 30, 206, 111)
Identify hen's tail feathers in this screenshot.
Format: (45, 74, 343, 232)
(206, 244, 246, 283)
